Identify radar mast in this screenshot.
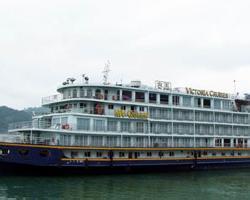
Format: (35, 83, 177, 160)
(103, 60, 111, 85)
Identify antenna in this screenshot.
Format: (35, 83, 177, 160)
(233, 80, 237, 97)
(103, 60, 111, 85)
(82, 74, 85, 84)
(82, 74, 89, 84)
(70, 78, 76, 84)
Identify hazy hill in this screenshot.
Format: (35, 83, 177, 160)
(0, 106, 49, 133)
(23, 107, 50, 115)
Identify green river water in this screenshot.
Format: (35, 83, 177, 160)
(0, 169, 250, 200)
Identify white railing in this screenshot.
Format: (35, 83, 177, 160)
(8, 121, 52, 131)
(8, 121, 33, 130)
(0, 134, 55, 145)
(53, 108, 104, 115)
(42, 94, 62, 105)
(0, 134, 22, 143)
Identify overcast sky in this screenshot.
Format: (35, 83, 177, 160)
(1, 0, 250, 109)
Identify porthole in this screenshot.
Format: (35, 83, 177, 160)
(18, 149, 29, 156)
(71, 151, 78, 158)
(96, 152, 103, 157)
(84, 152, 91, 157)
(159, 152, 164, 157)
(169, 152, 174, 157)
(40, 150, 51, 157)
(0, 149, 10, 156)
(147, 152, 152, 157)
(119, 152, 125, 158)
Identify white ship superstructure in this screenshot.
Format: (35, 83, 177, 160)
(8, 78, 250, 149)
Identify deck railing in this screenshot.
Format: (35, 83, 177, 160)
(8, 120, 250, 143)
(0, 134, 54, 145)
(42, 94, 63, 104)
(8, 121, 53, 130)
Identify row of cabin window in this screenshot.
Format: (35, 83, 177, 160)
(64, 117, 250, 134)
(77, 151, 243, 158)
(77, 151, 245, 158)
(150, 108, 249, 124)
(76, 118, 250, 136)
(62, 88, 232, 110)
(81, 151, 175, 158)
(53, 115, 249, 135)
(62, 135, 248, 148)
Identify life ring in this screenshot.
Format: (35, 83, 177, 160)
(65, 124, 70, 129)
(62, 124, 70, 129)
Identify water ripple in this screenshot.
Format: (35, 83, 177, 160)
(0, 169, 250, 199)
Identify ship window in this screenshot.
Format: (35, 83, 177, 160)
(80, 88, 85, 98)
(63, 91, 67, 99)
(119, 152, 125, 157)
(135, 92, 145, 102)
(116, 90, 120, 101)
(108, 104, 114, 110)
(122, 90, 132, 101)
(40, 150, 50, 157)
(136, 122, 144, 133)
(107, 120, 117, 132)
(160, 94, 169, 104)
(121, 106, 126, 110)
(87, 89, 92, 97)
(0, 149, 10, 155)
(238, 152, 242, 156)
(149, 93, 157, 103)
(215, 139, 222, 147)
(212, 152, 216, 156)
(96, 152, 103, 157)
(134, 152, 140, 158)
(139, 107, 144, 112)
(169, 152, 174, 157)
(71, 151, 78, 158)
(195, 98, 202, 107)
(214, 99, 221, 109)
(93, 119, 105, 132)
(203, 99, 211, 108)
(147, 152, 152, 157)
(18, 149, 29, 156)
(121, 121, 131, 133)
(131, 106, 135, 111)
(183, 96, 191, 107)
(158, 152, 164, 157)
(61, 117, 68, 126)
(80, 103, 86, 108)
(77, 118, 90, 131)
(73, 89, 77, 98)
(221, 152, 225, 156)
(67, 90, 71, 98)
(172, 96, 180, 106)
(95, 89, 102, 99)
(108, 151, 114, 158)
(224, 139, 231, 147)
(84, 152, 91, 157)
(104, 90, 108, 100)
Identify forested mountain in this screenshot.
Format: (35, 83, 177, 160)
(0, 106, 48, 133)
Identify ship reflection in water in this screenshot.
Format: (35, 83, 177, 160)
(0, 170, 250, 200)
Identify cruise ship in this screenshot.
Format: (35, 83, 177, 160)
(1, 71, 250, 174)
